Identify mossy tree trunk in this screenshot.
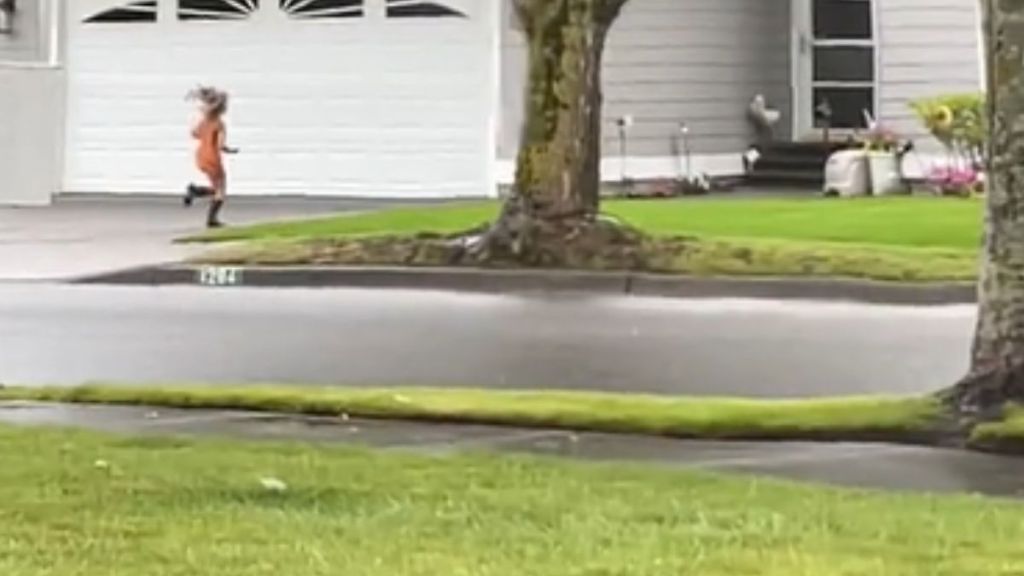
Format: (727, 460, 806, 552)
(469, 0, 633, 264)
(513, 0, 627, 217)
(948, 0, 1024, 414)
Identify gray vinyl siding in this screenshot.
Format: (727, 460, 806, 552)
(0, 0, 48, 63)
(498, 0, 792, 161)
(876, 0, 981, 152)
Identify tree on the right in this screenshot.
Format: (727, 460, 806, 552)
(946, 0, 1024, 415)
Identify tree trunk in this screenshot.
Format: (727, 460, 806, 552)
(512, 0, 621, 218)
(463, 0, 632, 265)
(948, 0, 1024, 414)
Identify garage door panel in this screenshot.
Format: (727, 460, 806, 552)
(71, 107, 489, 146)
(67, 152, 192, 193)
(68, 155, 486, 197)
(73, 99, 189, 126)
(234, 153, 481, 180)
(133, 47, 489, 76)
(239, 135, 481, 153)
(71, 128, 189, 149)
(72, 76, 189, 97)
(64, 0, 496, 198)
(238, 147, 484, 173)
(72, 69, 484, 99)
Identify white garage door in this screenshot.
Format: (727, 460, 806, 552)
(64, 0, 497, 198)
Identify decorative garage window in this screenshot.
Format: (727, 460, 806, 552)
(386, 0, 466, 18)
(282, 0, 363, 19)
(178, 0, 259, 20)
(84, 1, 158, 23)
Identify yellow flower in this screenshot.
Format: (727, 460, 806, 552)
(932, 106, 955, 130)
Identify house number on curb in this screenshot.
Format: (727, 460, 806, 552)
(197, 266, 243, 287)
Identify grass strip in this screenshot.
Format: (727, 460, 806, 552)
(0, 384, 940, 441)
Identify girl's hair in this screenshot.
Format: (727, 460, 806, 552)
(186, 85, 228, 116)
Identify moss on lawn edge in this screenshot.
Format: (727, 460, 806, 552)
(969, 405, 1024, 450)
(190, 234, 977, 284)
(0, 384, 944, 442)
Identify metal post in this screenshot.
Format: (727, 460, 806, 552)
(679, 122, 692, 181)
(616, 115, 633, 188)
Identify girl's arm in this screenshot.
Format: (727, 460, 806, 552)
(218, 125, 239, 155)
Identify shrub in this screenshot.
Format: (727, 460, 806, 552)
(911, 93, 986, 195)
(909, 93, 986, 166)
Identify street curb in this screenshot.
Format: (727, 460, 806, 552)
(628, 275, 976, 305)
(71, 264, 978, 305)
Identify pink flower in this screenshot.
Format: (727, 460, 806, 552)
(928, 163, 983, 194)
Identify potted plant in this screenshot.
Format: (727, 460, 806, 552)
(860, 122, 909, 196)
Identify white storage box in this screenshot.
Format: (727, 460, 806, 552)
(824, 149, 870, 197)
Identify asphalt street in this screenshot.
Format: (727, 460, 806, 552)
(0, 283, 974, 397)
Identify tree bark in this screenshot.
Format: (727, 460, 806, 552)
(463, 0, 632, 264)
(948, 0, 1024, 413)
(512, 0, 626, 218)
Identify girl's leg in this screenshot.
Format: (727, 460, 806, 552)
(206, 172, 227, 228)
(185, 162, 217, 207)
(184, 183, 214, 207)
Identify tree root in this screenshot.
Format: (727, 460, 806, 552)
(941, 364, 1024, 423)
(446, 195, 657, 270)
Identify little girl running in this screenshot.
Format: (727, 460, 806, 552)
(184, 86, 238, 228)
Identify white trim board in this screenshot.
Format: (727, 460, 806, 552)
(977, 1, 987, 89)
(486, 0, 502, 204)
(494, 154, 745, 185)
(497, 151, 949, 185)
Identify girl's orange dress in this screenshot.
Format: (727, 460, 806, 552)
(193, 118, 225, 182)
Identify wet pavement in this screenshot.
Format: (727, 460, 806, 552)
(0, 195, 405, 281)
(3, 196, 1011, 498)
(3, 401, 1022, 498)
(0, 283, 972, 397)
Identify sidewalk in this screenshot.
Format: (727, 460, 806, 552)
(3, 400, 1022, 499)
(0, 195, 391, 281)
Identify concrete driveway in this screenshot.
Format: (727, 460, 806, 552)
(0, 195, 399, 281)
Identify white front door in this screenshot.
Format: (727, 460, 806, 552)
(792, 0, 877, 139)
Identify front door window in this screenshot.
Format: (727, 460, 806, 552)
(810, 0, 875, 130)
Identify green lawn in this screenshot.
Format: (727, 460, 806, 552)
(1, 384, 939, 441)
(189, 197, 983, 251)
(971, 405, 1024, 446)
(186, 201, 499, 244)
(182, 197, 983, 283)
(2, 424, 1023, 576)
(195, 233, 977, 282)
